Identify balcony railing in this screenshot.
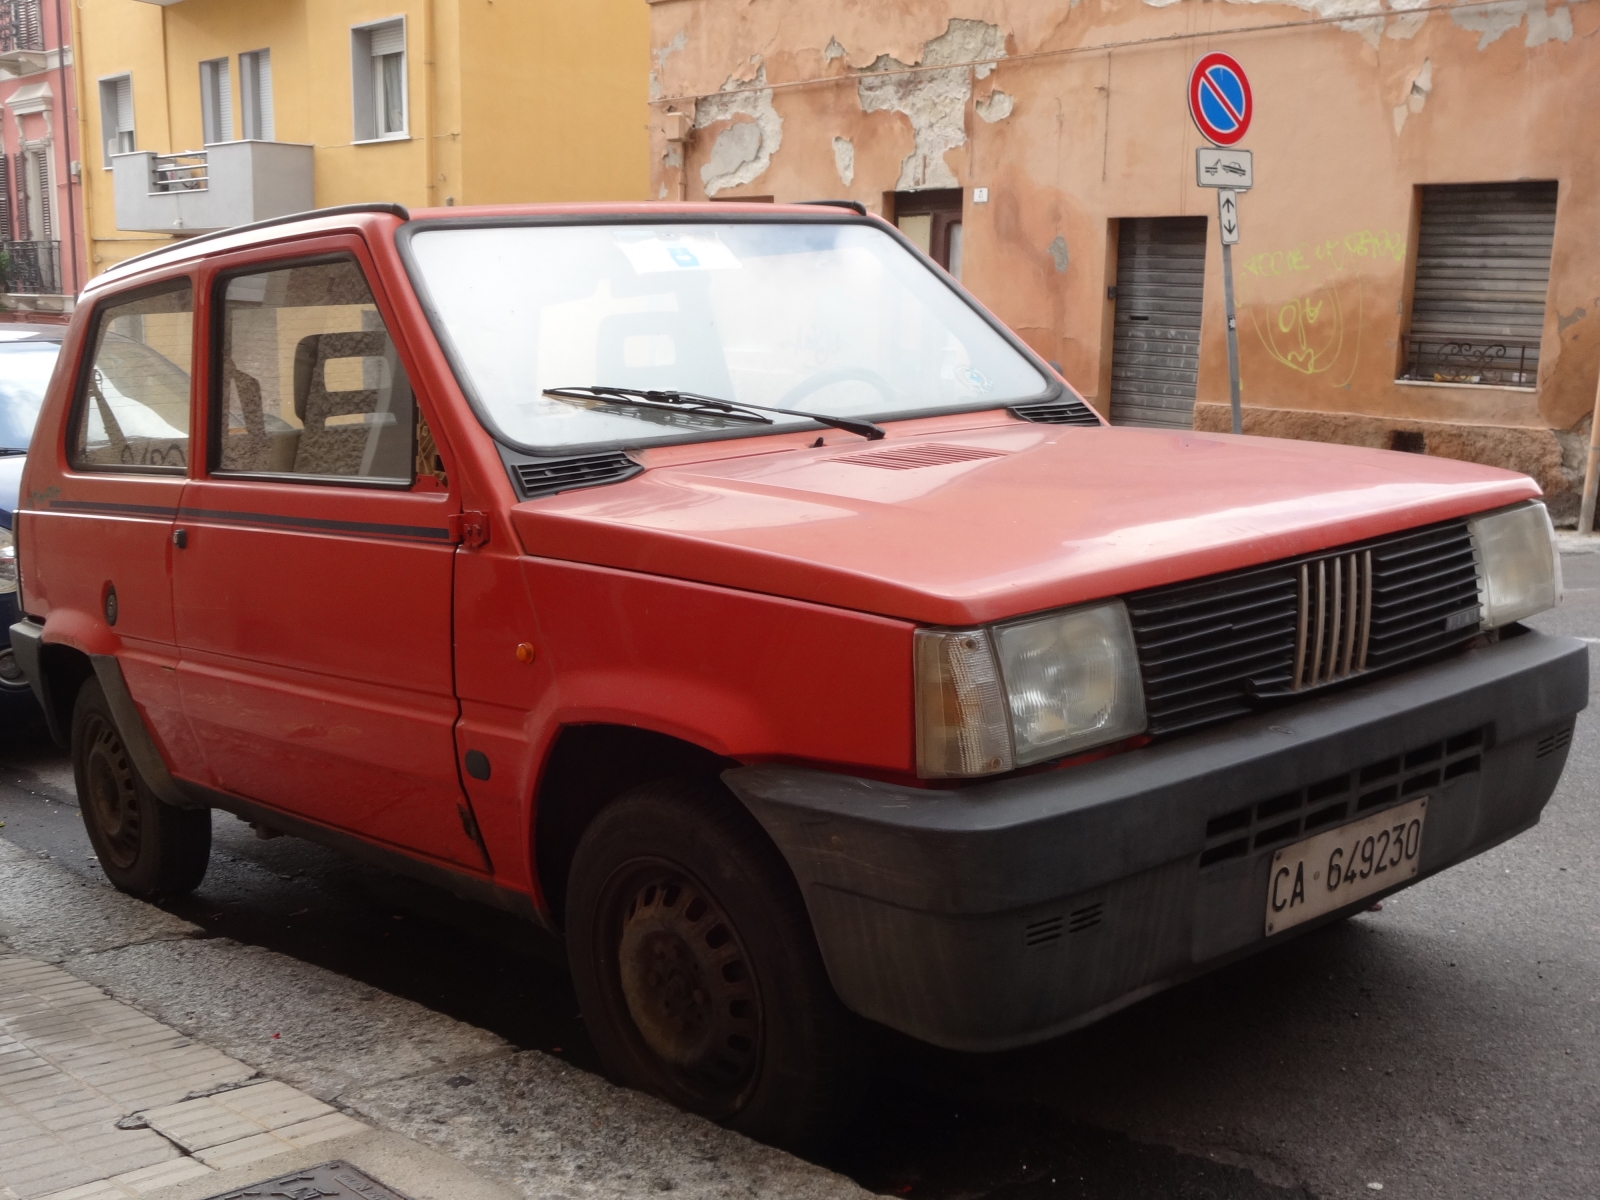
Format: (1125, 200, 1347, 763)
(0, 0, 43, 55)
(151, 151, 208, 193)
(0, 239, 60, 294)
(1399, 333, 1541, 389)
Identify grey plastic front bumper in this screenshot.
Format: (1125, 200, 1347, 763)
(722, 631, 1588, 1052)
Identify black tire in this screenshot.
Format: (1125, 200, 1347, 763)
(566, 778, 870, 1152)
(72, 677, 210, 897)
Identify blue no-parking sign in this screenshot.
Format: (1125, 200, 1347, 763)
(1189, 52, 1252, 146)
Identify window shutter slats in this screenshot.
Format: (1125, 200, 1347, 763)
(0, 154, 13, 243)
(34, 152, 50, 241)
(1403, 181, 1557, 388)
(115, 76, 134, 133)
(369, 23, 404, 57)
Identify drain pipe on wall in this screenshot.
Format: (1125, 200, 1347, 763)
(1578, 368, 1600, 535)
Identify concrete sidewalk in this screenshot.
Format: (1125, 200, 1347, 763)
(0, 836, 866, 1200)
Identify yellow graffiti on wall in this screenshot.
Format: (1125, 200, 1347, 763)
(1240, 229, 1406, 281)
(1249, 282, 1363, 387)
(1240, 228, 1403, 388)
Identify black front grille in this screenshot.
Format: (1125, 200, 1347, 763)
(1127, 520, 1481, 738)
(1009, 398, 1102, 427)
(1199, 727, 1485, 868)
(510, 452, 641, 499)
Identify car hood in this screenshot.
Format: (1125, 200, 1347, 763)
(509, 422, 1538, 626)
(0, 454, 22, 525)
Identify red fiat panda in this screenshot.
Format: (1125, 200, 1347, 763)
(11, 202, 1584, 1150)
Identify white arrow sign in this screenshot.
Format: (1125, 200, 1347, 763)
(1217, 187, 1240, 245)
(1197, 147, 1253, 190)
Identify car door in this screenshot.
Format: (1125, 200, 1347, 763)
(30, 278, 200, 769)
(171, 241, 485, 869)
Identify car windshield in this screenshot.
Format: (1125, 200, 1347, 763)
(0, 337, 62, 449)
(406, 221, 1050, 451)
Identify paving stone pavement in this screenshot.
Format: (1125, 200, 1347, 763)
(0, 957, 376, 1199)
(0, 834, 868, 1200)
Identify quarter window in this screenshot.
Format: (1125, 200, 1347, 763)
(1401, 181, 1557, 388)
(214, 257, 416, 484)
(352, 20, 407, 141)
(71, 283, 193, 473)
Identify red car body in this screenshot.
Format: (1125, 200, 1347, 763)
(9, 203, 1585, 1142)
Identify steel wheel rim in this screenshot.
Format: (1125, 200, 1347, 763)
(83, 714, 141, 870)
(609, 860, 763, 1114)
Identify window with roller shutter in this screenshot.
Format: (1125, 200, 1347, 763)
(351, 19, 407, 142)
(1400, 181, 1558, 389)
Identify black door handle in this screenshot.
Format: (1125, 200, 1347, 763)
(173, 528, 188, 549)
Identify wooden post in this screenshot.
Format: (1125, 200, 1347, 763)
(1579, 366, 1600, 535)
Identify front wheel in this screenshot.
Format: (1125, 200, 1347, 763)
(72, 676, 210, 897)
(566, 779, 869, 1152)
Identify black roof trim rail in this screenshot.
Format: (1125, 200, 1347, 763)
(796, 199, 869, 217)
(106, 202, 412, 276)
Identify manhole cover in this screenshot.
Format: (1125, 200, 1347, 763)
(199, 1160, 412, 1199)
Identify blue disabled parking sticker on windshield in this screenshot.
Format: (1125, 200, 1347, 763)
(616, 232, 741, 274)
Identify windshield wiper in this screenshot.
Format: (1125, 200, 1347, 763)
(0, 447, 27, 456)
(543, 385, 886, 441)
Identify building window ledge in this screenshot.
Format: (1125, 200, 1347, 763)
(352, 134, 411, 146)
(1393, 378, 1536, 395)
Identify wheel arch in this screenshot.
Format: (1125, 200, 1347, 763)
(533, 723, 739, 928)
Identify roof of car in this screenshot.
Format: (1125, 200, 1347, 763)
(0, 323, 65, 343)
(90, 199, 876, 292)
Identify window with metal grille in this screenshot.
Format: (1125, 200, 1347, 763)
(239, 49, 273, 140)
(1400, 181, 1558, 389)
(200, 57, 232, 145)
(98, 75, 135, 167)
(351, 19, 407, 142)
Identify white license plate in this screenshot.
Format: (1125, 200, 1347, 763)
(1264, 796, 1428, 936)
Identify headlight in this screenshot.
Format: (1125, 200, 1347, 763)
(1469, 501, 1560, 628)
(914, 600, 1147, 779)
(0, 528, 15, 596)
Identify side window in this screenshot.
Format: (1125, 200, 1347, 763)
(215, 257, 417, 483)
(70, 282, 193, 473)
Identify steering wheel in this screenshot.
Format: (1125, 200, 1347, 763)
(777, 365, 897, 409)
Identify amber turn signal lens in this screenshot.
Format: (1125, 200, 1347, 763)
(515, 642, 537, 663)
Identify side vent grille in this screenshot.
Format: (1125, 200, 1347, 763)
(1023, 901, 1106, 947)
(1009, 398, 1102, 427)
(1535, 727, 1573, 760)
(1024, 915, 1064, 947)
(1068, 902, 1105, 933)
(511, 453, 641, 500)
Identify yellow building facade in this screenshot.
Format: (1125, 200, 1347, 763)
(74, 0, 650, 274)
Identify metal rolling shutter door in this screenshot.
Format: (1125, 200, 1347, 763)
(1404, 181, 1557, 387)
(1109, 217, 1207, 429)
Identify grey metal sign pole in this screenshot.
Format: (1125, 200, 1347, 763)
(1218, 187, 1243, 435)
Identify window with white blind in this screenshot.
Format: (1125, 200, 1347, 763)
(240, 49, 273, 140)
(1400, 181, 1558, 389)
(200, 57, 232, 145)
(351, 19, 407, 142)
(98, 75, 135, 167)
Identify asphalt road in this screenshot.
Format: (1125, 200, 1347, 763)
(2, 553, 1596, 1200)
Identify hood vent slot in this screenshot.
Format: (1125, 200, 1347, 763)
(511, 452, 641, 499)
(1010, 399, 1102, 427)
(837, 443, 1005, 470)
